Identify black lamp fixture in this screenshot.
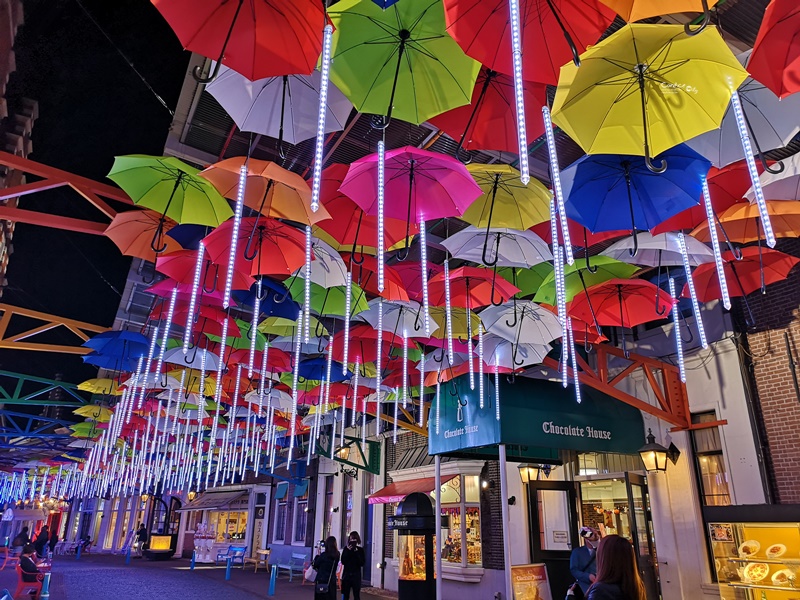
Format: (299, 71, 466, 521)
(480, 479, 495, 490)
(638, 429, 680, 472)
(508, 496, 517, 506)
(518, 463, 553, 483)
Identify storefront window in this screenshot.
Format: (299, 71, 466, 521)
(274, 500, 287, 542)
(579, 479, 632, 541)
(209, 511, 249, 542)
(323, 476, 334, 540)
(440, 475, 482, 567)
(691, 412, 731, 506)
(343, 475, 353, 538)
(294, 491, 309, 543)
(104, 499, 120, 550)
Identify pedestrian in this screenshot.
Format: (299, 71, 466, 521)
(33, 525, 49, 557)
(586, 535, 646, 600)
(569, 526, 600, 596)
(135, 523, 148, 558)
(312, 536, 340, 600)
(19, 544, 40, 584)
(341, 531, 366, 600)
(11, 526, 30, 555)
(48, 528, 59, 555)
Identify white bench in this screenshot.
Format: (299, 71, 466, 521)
(277, 552, 307, 582)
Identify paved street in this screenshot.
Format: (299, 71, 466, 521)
(0, 554, 397, 600)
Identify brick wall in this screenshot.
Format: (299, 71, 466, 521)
(737, 237, 800, 503)
(479, 460, 504, 570)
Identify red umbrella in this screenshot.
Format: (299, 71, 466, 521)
(651, 161, 756, 235)
(540, 304, 607, 345)
(228, 347, 293, 374)
(146, 278, 226, 306)
(151, 0, 325, 83)
(173, 305, 241, 339)
(202, 217, 307, 278)
(341, 254, 410, 303)
(569, 279, 674, 355)
(428, 266, 519, 308)
(156, 249, 254, 293)
(331, 325, 403, 364)
(531, 218, 626, 246)
(393, 262, 443, 303)
(748, 0, 800, 99)
(428, 68, 546, 153)
(443, 0, 615, 85)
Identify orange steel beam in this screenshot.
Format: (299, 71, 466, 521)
(0, 304, 108, 355)
(0, 206, 107, 235)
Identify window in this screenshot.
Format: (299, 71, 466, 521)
(293, 481, 309, 543)
(274, 484, 288, 542)
(691, 412, 731, 506)
(209, 511, 249, 542)
(440, 475, 482, 567)
(322, 476, 334, 540)
(342, 475, 353, 539)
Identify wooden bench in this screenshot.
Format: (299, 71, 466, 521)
(13, 564, 43, 600)
(277, 552, 307, 582)
(243, 549, 271, 573)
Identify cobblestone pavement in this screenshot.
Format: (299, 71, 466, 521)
(0, 553, 397, 600)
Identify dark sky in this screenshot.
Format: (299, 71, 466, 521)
(0, 0, 188, 383)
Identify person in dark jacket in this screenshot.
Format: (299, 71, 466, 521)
(33, 526, 49, 557)
(11, 527, 30, 555)
(19, 544, 40, 583)
(135, 523, 148, 558)
(570, 526, 600, 594)
(587, 535, 646, 600)
(312, 536, 340, 600)
(48, 529, 59, 555)
(340, 531, 366, 600)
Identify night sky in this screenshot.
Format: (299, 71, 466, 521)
(0, 0, 188, 383)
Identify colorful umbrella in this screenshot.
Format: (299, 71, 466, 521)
(288, 279, 369, 318)
(444, 0, 615, 85)
(151, 0, 324, 82)
(598, 0, 718, 25)
(601, 232, 714, 267)
(745, 154, 800, 202)
(358, 299, 441, 340)
(441, 226, 552, 268)
(327, 0, 480, 125)
(342, 254, 410, 303)
(534, 256, 640, 305)
(481, 334, 550, 369)
(156, 249, 254, 293)
(551, 25, 747, 167)
(748, 0, 800, 100)
(206, 318, 267, 351)
(104, 210, 182, 262)
(428, 266, 519, 308)
(479, 300, 562, 346)
(691, 201, 800, 244)
(496, 264, 554, 299)
(78, 378, 122, 396)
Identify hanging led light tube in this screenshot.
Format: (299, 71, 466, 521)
(678, 232, 708, 349)
(248, 278, 262, 377)
(223, 165, 248, 309)
(310, 23, 333, 214)
(342, 270, 352, 375)
(702, 177, 731, 310)
(289, 313, 304, 463)
(183, 242, 205, 354)
(419, 217, 430, 335)
(352, 360, 360, 428)
(668, 277, 687, 382)
(478, 324, 484, 409)
(444, 259, 454, 364)
(567, 319, 582, 404)
(508, 0, 529, 185)
(543, 106, 574, 264)
(377, 140, 386, 292)
(304, 226, 313, 342)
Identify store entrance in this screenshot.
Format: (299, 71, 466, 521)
(578, 474, 660, 600)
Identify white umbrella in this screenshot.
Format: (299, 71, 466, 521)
(356, 299, 440, 339)
(479, 300, 562, 346)
(67, 439, 97, 449)
(302, 406, 343, 427)
(745, 153, 800, 201)
(687, 50, 800, 168)
(270, 336, 328, 354)
(206, 65, 353, 144)
(420, 350, 470, 372)
(481, 334, 550, 369)
(121, 373, 181, 390)
(441, 226, 552, 268)
(163, 347, 220, 371)
(601, 232, 714, 267)
(295, 238, 348, 288)
(244, 388, 293, 411)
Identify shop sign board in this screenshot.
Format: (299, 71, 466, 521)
(552, 531, 569, 544)
(429, 375, 644, 456)
(511, 563, 552, 600)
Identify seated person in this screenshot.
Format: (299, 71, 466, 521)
(80, 535, 92, 552)
(19, 544, 40, 582)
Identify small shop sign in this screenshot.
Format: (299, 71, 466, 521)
(510, 563, 553, 600)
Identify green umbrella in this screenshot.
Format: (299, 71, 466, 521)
(205, 318, 267, 351)
(258, 316, 327, 338)
(497, 264, 554, 299)
(534, 256, 639, 306)
(327, 0, 480, 125)
(108, 154, 233, 251)
(288, 280, 369, 318)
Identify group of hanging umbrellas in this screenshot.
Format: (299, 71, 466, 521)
(13, 0, 800, 503)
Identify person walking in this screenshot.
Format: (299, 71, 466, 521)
(48, 528, 59, 555)
(341, 531, 366, 600)
(586, 535, 646, 600)
(570, 526, 600, 595)
(312, 536, 340, 600)
(33, 526, 49, 557)
(135, 523, 148, 558)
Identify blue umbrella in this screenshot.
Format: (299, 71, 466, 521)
(562, 144, 711, 255)
(83, 330, 150, 353)
(372, 0, 401, 7)
(82, 352, 141, 372)
(165, 223, 210, 250)
(298, 357, 351, 383)
(233, 279, 300, 322)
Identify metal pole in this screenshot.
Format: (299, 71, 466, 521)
(40, 572, 51, 600)
(268, 564, 278, 596)
(499, 444, 513, 600)
(226, 556, 232, 580)
(435, 454, 442, 600)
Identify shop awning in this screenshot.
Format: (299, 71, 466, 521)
(1, 508, 46, 522)
(274, 483, 288, 500)
(368, 475, 457, 505)
(175, 490, 246, 512)
(293, 480, 309, 498)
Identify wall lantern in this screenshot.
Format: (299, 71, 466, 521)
(638, 429, 680, 472)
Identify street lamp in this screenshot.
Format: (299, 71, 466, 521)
(638, 429, 673, 472)
(187, 490, 197, 502)
(518, 464, 552, 483)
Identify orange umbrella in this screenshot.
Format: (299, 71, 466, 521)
(105, 209, 182, 262)
(200, 156, 330, 225)
(598, 0, 719, 24)
(691, 200, 800, 244)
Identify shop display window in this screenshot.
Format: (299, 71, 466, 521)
(398, 533, 437, 581)
(709, 521, 800, 599)
(209, 510, 248, 542)
(579, 479, 633, 540)
(440, 475, 482, 567)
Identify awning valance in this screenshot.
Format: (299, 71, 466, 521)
(1, 508, 46, 522)
(175, 490, 246, 512)
(293, 480, 309, 498)
(274, 483, 288, 500)
(368, 475, 457, 505)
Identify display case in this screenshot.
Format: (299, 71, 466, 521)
(399, 533, 437, 581)
(709, 521, 800, 599)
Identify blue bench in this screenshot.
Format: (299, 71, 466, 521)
(277, 552, 307, 582)
(216, 545, 247, 568)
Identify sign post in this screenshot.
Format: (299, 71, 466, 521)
(435, 455, 442, 600)
(500, 444, 513, 600)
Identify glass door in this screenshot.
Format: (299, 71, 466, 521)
(526, 481, 579, 599)
(626, 473, 660, 600)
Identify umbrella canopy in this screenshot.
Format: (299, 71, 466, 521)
(534, 256, 639, 305)
(686, 50, 800, 168)
(151, 0, 324, 81)
(688, 247, 800, 302)
(428, 266, 519, 308)
(461, 164, 552, 231)
(745, 154, 800, 202)
(496, 264, 554, 299)
(598, 0, 719, 22)
(163, 347, 222, 371)
(73, 405, 114, 422)
(342, 254, 411, 303)
(156, 249, 254, 293)
(562, 145, 711, 243)
(288, 279, 369, 318)
(327, 0, 480, 125)
(531, 218, 626, 247)
(78, 378, 122, 396)
(358, 299, 441, 339)
(552, 24, 747, 162)
(480, 300, 563, 346)
(104, 210, 182, 262)
(444, 0, 615, 85)
(748, 0, 800, 99)
(206, 318, 267, 351)
(601, 232, 714, 267)
(441, 226, 552, 268)
(428, 68, 547, 152)
(107, 155, 233, 227)
(481, 334, 550, 369)
(691, 201, 800, 244)
(427, 306, 482, 340)
(259, 316, 327, 338)
(569, 279, 674, 328)
(393, 261, 443, 303)
(297, 238, 349, 288)
(199, 157, 329, 226)
(205, 65, 352, 144)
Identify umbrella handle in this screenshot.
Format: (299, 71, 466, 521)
(433, 348, 445, 363)
(192, 0, 244, 84)
(141, 265, 156, 285)
(350, 211, 366, 265)
(506, 372, 516, 384)
(684, 0, 711, 36)
(644, 153, 667, 174)
(455, 144, 473, 165)
(256, 278, 269, 302)
(243, 222, 262, 262)
(544, 0, 581, 67)
(505, 297, 519, 328)
(760, 154, 784, 175)
(413, 308, 422, 332)
(635, 69, 668, 174)
(202, 264, 219, 294)
(583, 228, 598, 273)
(150, 217, 169, 254)
(482, 232, 501, 267)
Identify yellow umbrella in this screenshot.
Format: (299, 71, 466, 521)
(599, 0, 719, 24)
(73, 405, 114, 422)
(428, 306, 482, 340)
(166, 369, 218, 397)
(461, 164, 551, 231)
(258, 316, 327, 338)
(78, 378, 122, 396)
(552, 25, 746, 168)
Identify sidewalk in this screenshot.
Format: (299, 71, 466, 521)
(0, 553, 398, 599)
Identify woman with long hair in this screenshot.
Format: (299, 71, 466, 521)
(312, 536, 340, 600)
(587, 535, 646, 600)
(341, 531, 366, 600)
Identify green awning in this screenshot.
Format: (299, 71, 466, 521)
(274, 483, 288, 500)
(293, 480, 309, 498)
